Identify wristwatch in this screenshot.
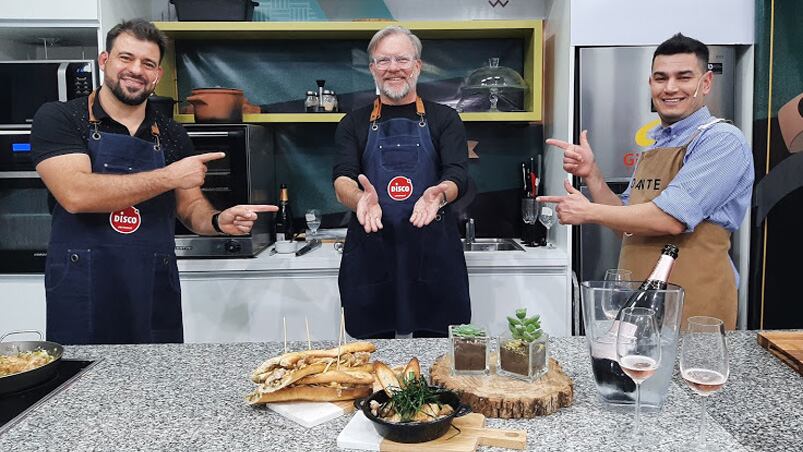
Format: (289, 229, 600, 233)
(211, 212, 224, 234)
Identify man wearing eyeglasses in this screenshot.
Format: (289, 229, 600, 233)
(333, 25, 471, 339)
(539, 33, 753, 329)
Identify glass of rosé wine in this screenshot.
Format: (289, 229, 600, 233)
(616, 306, 661, 439)
(680, 316, 729, 451)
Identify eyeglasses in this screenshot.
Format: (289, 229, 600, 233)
(372, 55, 416, 70)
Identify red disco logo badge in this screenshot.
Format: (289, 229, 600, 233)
(110, 206, 141, 234)
(387, 176, 413, 201)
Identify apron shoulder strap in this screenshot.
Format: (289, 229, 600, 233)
(682, 117, 729, 148)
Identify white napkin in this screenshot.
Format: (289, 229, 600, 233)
(336, 411, 382, 451)
(267, 401, 349, 428)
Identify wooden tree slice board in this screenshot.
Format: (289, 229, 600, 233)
(430, 355, 573, 419)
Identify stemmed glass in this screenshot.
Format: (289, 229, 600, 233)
(538, 202, 556, 248)
(680, 316, 729, 451)
(616, 306, 661, 439)
(602, 269, 633, 320)
(305, 209, 321, 239)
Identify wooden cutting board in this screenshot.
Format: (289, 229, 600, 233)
(337, 412, 526, 451)
(430, 355, 574, 418)
(757, 331, 803, 375)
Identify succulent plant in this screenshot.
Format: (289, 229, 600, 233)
(507, 308, 542, 343)
(451, 324, 486, 338)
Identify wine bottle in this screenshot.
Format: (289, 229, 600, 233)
(614, 243, 679, 327)
(274, 184, 295, 242)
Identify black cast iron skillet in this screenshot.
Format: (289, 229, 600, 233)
(355, 388, 472, 443)
(0, 330, 64, 395)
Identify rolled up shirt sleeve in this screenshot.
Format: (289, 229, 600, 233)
(651, 126, 753, 232)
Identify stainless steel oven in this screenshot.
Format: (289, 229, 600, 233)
(0, 60, 97, 125)
(0, 126, 50, 273)
(176, 124, 275, 258)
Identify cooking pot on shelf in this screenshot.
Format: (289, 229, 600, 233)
(186, 87, 245, 123)
(0, 330, 64, 395)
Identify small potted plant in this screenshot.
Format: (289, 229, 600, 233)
(497, 308, 549, 382)
(449, 324, 489, 375)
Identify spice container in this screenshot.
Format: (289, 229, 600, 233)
(304, 91, 319, 113)
(449, 324, 489, 376)
(321, 90, 336, 112)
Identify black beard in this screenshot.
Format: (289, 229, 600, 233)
(107, 77, 151, 106)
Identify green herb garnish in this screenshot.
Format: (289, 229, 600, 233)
(379, 375, 448, 423)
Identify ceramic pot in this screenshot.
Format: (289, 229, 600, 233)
(186, 87, 244, 123)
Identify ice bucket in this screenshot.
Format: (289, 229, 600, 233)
(581, 280, 684, 409)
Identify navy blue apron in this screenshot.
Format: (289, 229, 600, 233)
(45, 91, 183, 345)
(339, 98, 470, 338)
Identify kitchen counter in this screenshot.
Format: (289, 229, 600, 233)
(1, 332, 799, 451)
(177, 240, 568, 275)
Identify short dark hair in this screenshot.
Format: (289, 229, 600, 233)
(106, 19, 168, 63)
(652, 33, 709, 73)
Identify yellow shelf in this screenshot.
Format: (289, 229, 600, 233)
(154, 20, 537, 39)
(157, 20, 543, 123)
(175, 111, 539, 124)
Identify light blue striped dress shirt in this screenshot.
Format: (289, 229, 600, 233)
(621, 106, 754, 233)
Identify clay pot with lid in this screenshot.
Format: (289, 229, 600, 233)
(186, 87, 244, 123)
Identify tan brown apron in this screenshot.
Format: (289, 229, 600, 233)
(619, 119, 737, 329)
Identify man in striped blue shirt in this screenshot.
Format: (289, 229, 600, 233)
(540, 33, 754, 329)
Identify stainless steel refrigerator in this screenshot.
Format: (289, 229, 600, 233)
(576, 46, 736, 283)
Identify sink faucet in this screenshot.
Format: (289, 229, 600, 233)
(466, 218, 475, 244)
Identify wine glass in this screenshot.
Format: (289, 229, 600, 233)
(680, 316, 729, 451)
(602, 269, 633, 320)
(616, 306, 661, 439)
(538, 202, 556, 248)
(305, 209, 321, 239)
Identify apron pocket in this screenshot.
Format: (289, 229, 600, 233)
(379, 140, 421, 172)
(151, 253, 183, 333)
(45, 249, 92, 342)
(342, 230, 390, 286)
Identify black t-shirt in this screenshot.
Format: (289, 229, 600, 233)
(30, 86, 193, 167)
(332, 99, 469, 198)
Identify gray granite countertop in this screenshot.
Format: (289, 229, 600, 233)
(0, 332, 800, 451)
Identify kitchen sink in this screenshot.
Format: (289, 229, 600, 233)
(460, 238, 525, 252)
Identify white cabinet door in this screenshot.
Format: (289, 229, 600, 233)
(468, 270, 570, 337)
(2, 0, 98, 21)
(180, 272, 342, 343)
(0, 275, 46, 337)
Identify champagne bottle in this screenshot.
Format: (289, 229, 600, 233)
(590, 244, 679, 398)
(614, 243, 679, 327)
(274, 184, 294, 242)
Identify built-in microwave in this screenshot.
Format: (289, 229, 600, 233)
(0, 126, 50, 273)
(0, 60, 97, 125)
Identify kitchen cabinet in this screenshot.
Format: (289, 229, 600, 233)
(153, 20, 543, 123)
(178, 244, 569, 343)
(0, 275, 46, 336)
(469, 269, 569, 338)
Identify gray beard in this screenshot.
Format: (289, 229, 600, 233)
(377, 73, 418, 101)
(106, 76, 152, 106)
